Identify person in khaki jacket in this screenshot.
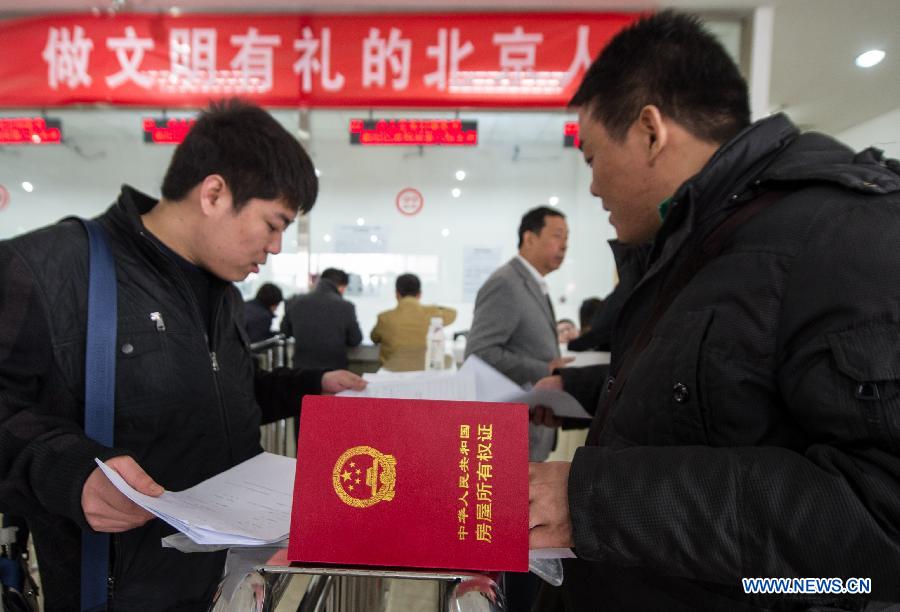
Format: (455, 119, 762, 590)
(371, 273, 456, 371)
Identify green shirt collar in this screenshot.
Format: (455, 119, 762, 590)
(658, 196, 674, 221)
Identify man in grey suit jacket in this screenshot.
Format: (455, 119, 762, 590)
(281, 268, 363, 369)
(465, 206, 571, 461)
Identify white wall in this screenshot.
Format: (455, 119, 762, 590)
(835, 107, 900, 160)
(0, 109, 173, 238)
(0, 107, 618, 343)
(272, 110, 618, 340)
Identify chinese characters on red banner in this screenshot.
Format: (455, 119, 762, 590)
(0, 13, 639, 108)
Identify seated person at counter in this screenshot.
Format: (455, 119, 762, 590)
(243, 282, 283, 343)
(370, 273, 456, 371)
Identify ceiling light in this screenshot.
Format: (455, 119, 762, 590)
(855, 49, 885, 68)
(169, 6, 181, 17)
(549, 196, 559, 205)
(441, 228, 450, 237)
(455, 170, 466, 181)
(323, 234, 332, 242)
(370, 234, 378, 243)
(21, 181, 34, 192)
(451, 188, 461, 198)
(356, 217, 365, 226)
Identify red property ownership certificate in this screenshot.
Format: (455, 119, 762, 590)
(288, 395, 529, 572)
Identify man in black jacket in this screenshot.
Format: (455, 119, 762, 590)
(281, 268, 363, 370)
(0, 100, 365, 611)
(529, 11, 900, 610)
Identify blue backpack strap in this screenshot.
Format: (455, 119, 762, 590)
(77, 218, 117, 612)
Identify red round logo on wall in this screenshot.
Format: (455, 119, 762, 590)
(0, 185, 9, 212)
(395, 188, 424, 216)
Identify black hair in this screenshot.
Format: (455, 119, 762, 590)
(578, 297, 604, 329)
(518, 206, 566, 249)
(570, 10, 750, 144)
(320, 268, 349, 287)
(255, 283, 283, 309)
(395, 273, 421, 298)
(161, 99, 318, 214)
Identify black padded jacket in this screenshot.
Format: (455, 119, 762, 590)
(557, 114, 900, 610)
(0, 185, 324, 611)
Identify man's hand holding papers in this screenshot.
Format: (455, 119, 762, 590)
(82, 455, 161, 532)
(95, 452, 295, 546)
(547, 356, 575, 373)
(459, 356, 591, 420)
(530, 375, 564, 427)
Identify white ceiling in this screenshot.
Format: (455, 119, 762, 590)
(1, 0, 898, 135)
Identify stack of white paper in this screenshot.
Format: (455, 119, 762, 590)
(96, 452, 295, 546)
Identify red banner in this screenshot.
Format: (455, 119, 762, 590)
(0, 12, 639, 109)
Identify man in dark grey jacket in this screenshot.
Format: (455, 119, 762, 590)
(0, 100, 365, 611)
(281, 268, 363, 369)
(529, 11, 900, 609)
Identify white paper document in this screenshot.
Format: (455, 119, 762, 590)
(338, 355, 591, 420)
(96, 451, 295, 546)
(339, 369, 478, 401)
(460, 355, 592, 420)
(561, 350, 611, 368)
(507, 387, 592, 420)
(529, 547, 577, 559)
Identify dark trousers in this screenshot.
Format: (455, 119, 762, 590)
(504, 571, 542, 612)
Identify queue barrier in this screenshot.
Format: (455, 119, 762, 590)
(209, 547, 505, 612)
(251, 334, 297, 458)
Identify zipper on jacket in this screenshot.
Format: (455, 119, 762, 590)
(207, 293, 233, 465)
(139, 230, 232, 463)
(150, 311, 166, 331)
(138, 231, 209, 343)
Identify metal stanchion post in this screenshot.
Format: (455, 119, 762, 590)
(297, 575, 333, 612)
(272, 337, 288, 455)
(250, 335, 292, 456)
